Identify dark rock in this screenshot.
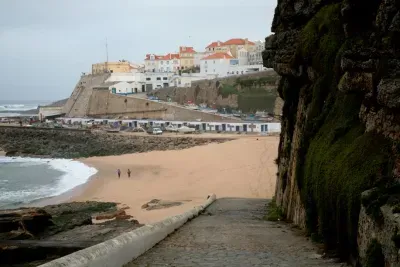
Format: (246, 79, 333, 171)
(0, 127, 230, 158)
(265, 0, 400, 265)
(0, 201, 142, 266)
(377, 78, 400, 108)
(0, 208, 52, 236)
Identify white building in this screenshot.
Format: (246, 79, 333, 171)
(237, 47, 249, 66)
(200, 52, 234, 76)
(106, 81, 146, 94)
(105, 72, 176, 92)
(106, 72, 144, 83)
(144, 72, 175, 91)
(194, 52, 213, 67)
(144, 54, 163, 72)
(248, 40, 265, 65)
(200, 52, 266, 77)
(159, 53, 180, 73)
(170, 73, 218, 87)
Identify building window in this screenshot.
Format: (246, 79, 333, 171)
(146, 78, 151, 81)
(156, 77, 161, 80)
(161, 61, 164, 65)
(213, 60, 215, 64)
(163, 77, 167, 80)
(167, 61, 169, 64)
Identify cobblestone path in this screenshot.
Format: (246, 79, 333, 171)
(127, 198, 345, 267)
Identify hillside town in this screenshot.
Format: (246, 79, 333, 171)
(90, 38, 268, 94)
(0, 37, 280, 135)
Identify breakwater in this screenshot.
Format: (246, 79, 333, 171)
(0, 126, 230, 158)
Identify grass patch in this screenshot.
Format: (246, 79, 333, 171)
(219, 84, 238, 98)
(265, 198, 284, 221)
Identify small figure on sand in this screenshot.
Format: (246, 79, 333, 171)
(117, 169, 121, 178)
(127, 169, 131, 178)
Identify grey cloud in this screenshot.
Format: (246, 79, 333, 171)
(0, 0, 275, 101)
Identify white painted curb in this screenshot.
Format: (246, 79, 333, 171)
(39, 194, 216, 267)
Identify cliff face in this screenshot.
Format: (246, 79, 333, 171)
(265, 0, 400, 265)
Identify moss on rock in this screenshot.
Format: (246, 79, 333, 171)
(285, 3, 394, 260)
(365, 239, 385, 267)
(265, 198, 284, 221)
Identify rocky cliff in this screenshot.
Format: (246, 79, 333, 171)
(150, 71, 283, 114)
(0, 127, 229, 158)
(265, 0, 400, 265)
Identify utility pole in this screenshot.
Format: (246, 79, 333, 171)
(105, 38, 109, 73)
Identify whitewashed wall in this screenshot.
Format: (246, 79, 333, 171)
(59, 117, 281, 134)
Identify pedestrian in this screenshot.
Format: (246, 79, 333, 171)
(117, 169, 121, 178)
(127, 169, 131, 178)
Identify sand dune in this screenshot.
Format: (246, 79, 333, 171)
(73, 136, 278, 224)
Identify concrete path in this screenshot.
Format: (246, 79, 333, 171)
(127, 198, 345, 267)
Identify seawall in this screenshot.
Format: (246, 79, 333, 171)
(39, 194, 216, 267)
(0, 126, 230, 158)
(87, 89, 240, 122)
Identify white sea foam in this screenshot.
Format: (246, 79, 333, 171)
(0, 157, 97, 205)
(0, 104, 38, 111)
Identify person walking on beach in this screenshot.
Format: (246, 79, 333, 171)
(117, 169, 121, 178)
(127, 169, 131, 178)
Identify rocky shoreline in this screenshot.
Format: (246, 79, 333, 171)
(0, 201, 142, 266)
(0, 126, 230, 158)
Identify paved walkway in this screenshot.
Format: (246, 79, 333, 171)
(127, 198, 345, 267)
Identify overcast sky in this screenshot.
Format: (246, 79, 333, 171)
(0, 0, 276, 102)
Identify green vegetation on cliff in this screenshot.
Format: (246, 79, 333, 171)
(280, 3, 394, 259)
(218, 75, 279, 113)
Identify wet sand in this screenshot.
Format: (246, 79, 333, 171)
(72, 136, 279, 224)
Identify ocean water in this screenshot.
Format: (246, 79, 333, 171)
(0, 157, 97, 209)
(0, 100, 49, 117)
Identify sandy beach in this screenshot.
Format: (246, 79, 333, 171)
(72, 136, 279, 224)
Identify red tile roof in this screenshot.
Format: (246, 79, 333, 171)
(222, 38, 255, 46)
(161, 53, 180, 60)
(179, 46, 196, 53)
(206, 41, 223, 49)
(145, 54, 163, 60)
(201, 52, 234, 60)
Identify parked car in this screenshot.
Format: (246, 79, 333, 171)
(165, 125, 179, 132)
(147, 127, 163, 135)
(177, 126, 196, 134)
(152, 127, 163, 135)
